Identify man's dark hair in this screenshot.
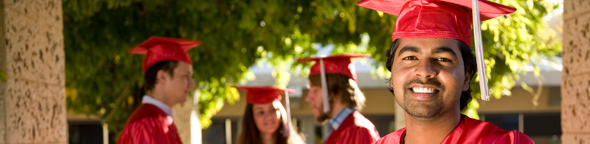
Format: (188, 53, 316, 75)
(385, 39, 476, 111)
(144, 60, 179, 91)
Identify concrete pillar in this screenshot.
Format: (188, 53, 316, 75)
(562, 0, 590, 143)
(0, 0, 66, 143)
(173, 95, 202, 144)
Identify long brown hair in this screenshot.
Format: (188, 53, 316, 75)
(238, 102, 304, 144)
(309, 73, 366, 111)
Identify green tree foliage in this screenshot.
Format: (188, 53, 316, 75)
(63, 0, 560, 139)
(462, 0, 562, 118)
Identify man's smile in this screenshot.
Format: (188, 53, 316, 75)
(406, 82, 443, 100)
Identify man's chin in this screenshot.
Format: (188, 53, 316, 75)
(315, 113, 330, 123)
(403, 104, 442, 119)
(177, 97, 188, 105)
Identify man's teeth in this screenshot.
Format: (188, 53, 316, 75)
(413, 87, 435, 93)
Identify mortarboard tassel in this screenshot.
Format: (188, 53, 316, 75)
(283, 89, 292, 137)
(472, 0, 490, 101)
(319, 58, 331, 113)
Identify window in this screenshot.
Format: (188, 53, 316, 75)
(365, 115, 395, 137)
(523, 113, 561, 136)
(483, 113, 519, 131)
(202, 118, 239, 144)
(481, 112, 562, 143)
(68, 120, 105, 144)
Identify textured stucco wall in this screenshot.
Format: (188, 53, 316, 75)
(173, 96, 194, 144)
(562, 0, 590, 143)
(0, 0, 66, 143)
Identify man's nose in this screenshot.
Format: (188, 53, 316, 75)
(414, 60, 437, 78)
(188, 78, 196, 88)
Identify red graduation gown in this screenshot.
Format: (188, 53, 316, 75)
(374, 115, 534, 144)
(324, 111, 381, 144)
(117, 104, 182, 144)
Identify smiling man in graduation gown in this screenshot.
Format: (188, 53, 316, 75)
(356, 0, 534, 143)
(298, 54, 380, 144)
(117, 36, 200, 144)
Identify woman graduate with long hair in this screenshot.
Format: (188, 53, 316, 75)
(236, 87, 304, 144)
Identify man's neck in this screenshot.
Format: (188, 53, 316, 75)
(328, 102, 347, 118)
(403, 112, 461, 144)
(147, 90, 175, 108)
(142, 95, 174, 116)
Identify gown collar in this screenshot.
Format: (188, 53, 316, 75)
(142, 95, 174, 116)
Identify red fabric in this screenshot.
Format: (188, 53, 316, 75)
(129, 36, 201, 73)
(235, 86, 295, 104)
(324, 111, 380, 144)
(356, 0, 516, 46)
(373, 115, 535, 144)
(297, 54, 371, 81)
(117, 104, 182, 144)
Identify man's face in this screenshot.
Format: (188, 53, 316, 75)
(163, 62, 195, 106)
(389, 38, 470, 119)
(305, 85, 330, 122)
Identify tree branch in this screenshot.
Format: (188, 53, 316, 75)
(103, 86, 130, 123)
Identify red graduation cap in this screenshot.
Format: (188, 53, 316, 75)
(356, 0, 516, 46)
(297, 54, 371, 81)
(357, 0, 516, 101)
(129, 36, 202, 73)
(235, 86, 296, 104)
(298, 54, 370, 113)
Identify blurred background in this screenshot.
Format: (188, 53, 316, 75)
(2, 0, 586, 144)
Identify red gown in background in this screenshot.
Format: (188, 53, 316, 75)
(324, 111, 381, 144)
(117, 104, 182, 144)
(374, 115, 534, 144)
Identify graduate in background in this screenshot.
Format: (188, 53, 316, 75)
(357, 0, 535, 143)
(236, 86, 305, 144)
(118, 36, 200, 144)
(298, 54, 380, 144)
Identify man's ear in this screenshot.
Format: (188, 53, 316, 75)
(156, 70, 169, 84)
(463, 67, 472, 91)
(390, 78, 395, 90)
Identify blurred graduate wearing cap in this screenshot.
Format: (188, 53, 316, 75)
(235, 86, 304, 144)
(357, 0, 534, 143)
(298, 54, 380, 144)
(118, 36, 199, 144)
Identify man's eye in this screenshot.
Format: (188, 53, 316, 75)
(435, 58, 453, 62)
(402, 56, 418, 60)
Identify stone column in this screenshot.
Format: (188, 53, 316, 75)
(0, 0, 66, 143)
(173, 97, 192, 143)
(173, 95, 202, 144)
(562, 0, 590, 143)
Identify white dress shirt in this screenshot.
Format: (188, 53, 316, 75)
(142, 95, 174, 116)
